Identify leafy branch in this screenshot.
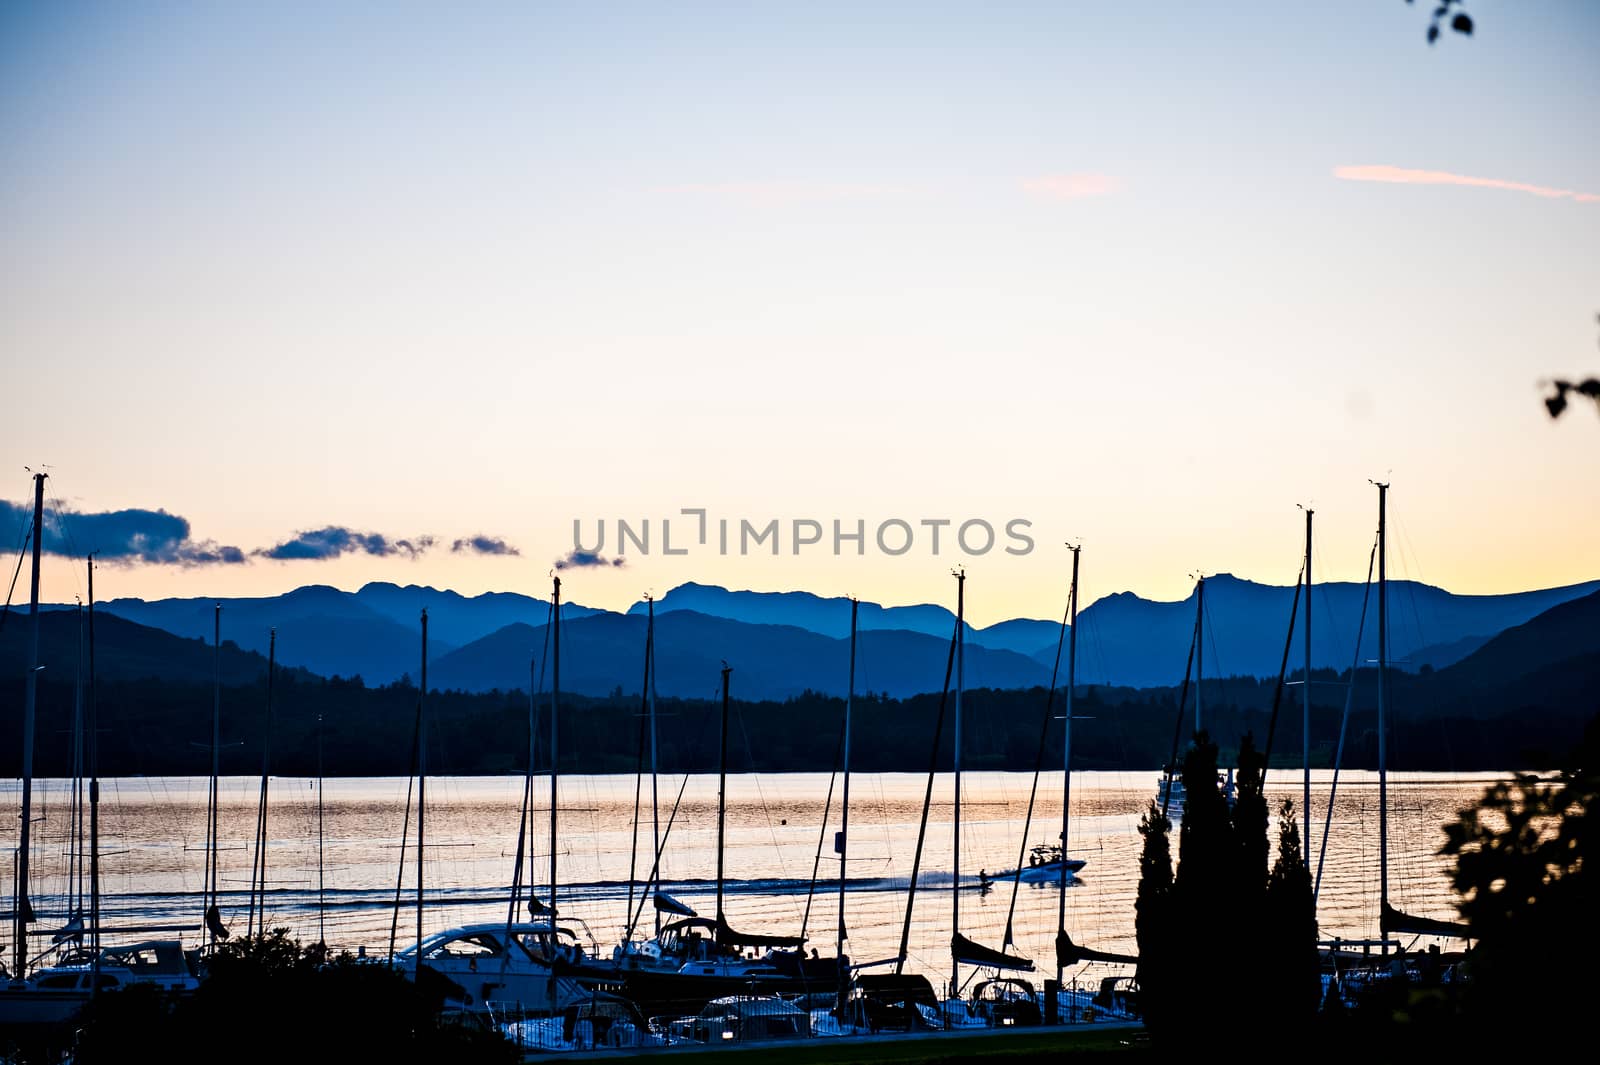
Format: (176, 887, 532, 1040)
(1542, 314, 1600, 421)
(1407, 0, 1474, 45)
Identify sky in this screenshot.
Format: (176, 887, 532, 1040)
(1, 0, 1597, 625)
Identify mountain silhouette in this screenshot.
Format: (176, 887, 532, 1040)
(4, 608, 283, 686)
(5, 591, 1596, 777)
(53, 574, 1599, 691)
(94, 585, 448, 682)
(427, 608, 1054, 700)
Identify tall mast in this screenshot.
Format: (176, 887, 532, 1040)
(1055, 544, 1081, 988)
(415, 608, 427, 977)
(1195, 576, 1205, 732)
(71, 599, 85, 919)
(87, 556, 101, 995)
(205, 602, 222, 950)
(248, 629, 276, 936)
(836, 598, 858, 965)
(1375, 481, 1390, 953)
(1303, 507, 1314, 850)
(525, 652, 536, 916)
(951, 568, 965, 1003)
(316, 707, 325, 948)
(13, 471, 45, 978)
(647, 596, 660, 936)
(549, 577, 561, 921)
(715, 662, 731, 944)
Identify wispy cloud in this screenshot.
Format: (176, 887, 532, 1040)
(1, 500, 245, 566)
(1021, 173, 1120, 200)
(554, 549, 625, 570)
(655, 181, 921, 207)
(1334, 164, 1599, 204)
(255, 527, 435, 561)
(452, 535, 520, 557)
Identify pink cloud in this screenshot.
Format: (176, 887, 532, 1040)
(1334, 164, 1599, 204)
(655, 181, 920, 207)
(1021, 173, 1120, 200)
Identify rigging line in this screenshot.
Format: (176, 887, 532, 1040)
(1159, 602, 1200, 820)
(316, 712, 325, 947)
(504, 761, 531, 932)
(735, 705, 802, 923)
(386, 694, 424, 963)
(799, 714, 847, 943)
(624, 691, 719, 941)
(44, 485, 89, 604)
(1316, 538, 1377, 903)
(624, 676, 649, 934)
(1200, 593, 1234, 721)
(623, 770, 694, 942)
(1001, 589, 1072, 948)
(894, 614, 958, 976)
(1261, 563, 1306, 767)
(507, 599, 554, 931)
(0, 515, 31, 634)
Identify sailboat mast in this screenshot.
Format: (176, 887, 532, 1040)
(715, 662, 731, 944)
(248, 629, 276, 936)
(1195, 576, 1204, 732)
(550, 577, 560, 920)
(1056, 544, 1080, 987)
(648, 597, 660, 936)
(525, 653, 536, 917)
(72, 599, 85, 919)
(88, 555, 101, 994)
(415, 608, 427, 977)
(951, 569, 965, 1002)
(1304, 507, 1313, 849)
(316, 708, 325, 947)
(1375, 481, 1390, 952)
(13, 471, 44, 979)
(206, 602, 222, 950)
(836, 598, 857, 964)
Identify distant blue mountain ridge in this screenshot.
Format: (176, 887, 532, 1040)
(48, 574, 1600, 696)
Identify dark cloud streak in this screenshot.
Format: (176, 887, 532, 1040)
(554, 549, 625, 570)
(0, 500, 246, 566)
(451, 535, 520, 557)
(255, 526, 435, 561)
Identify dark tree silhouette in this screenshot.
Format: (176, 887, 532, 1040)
(1134, 799, 1175, 1036)
(73, 930, 517, 1064)
(1441, 715, 1597, 1032)
(1134, 733, 1323, 1043)
(1264, 799, 1320, 1026)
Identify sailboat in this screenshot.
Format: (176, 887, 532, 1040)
(1366, 483, 1469, 948)
(3, 479, 198, 1026)
(1155, 575, 1208, 820)
(602, 662, 831, 1020)
(944, 570, 1036, 1026)
(992, 546, 1087, 889)
(392, 582, 596, 1014)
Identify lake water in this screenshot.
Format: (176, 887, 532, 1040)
(3, 770, 1493, 985)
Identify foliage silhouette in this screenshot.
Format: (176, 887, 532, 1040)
(73, 930, 517, 1064)
(1406, 0, 1473, 45)
(1543, 316, 1600, 421)
(1440, 714, 1597, 1034)
(1134, 733, 1317, 1044)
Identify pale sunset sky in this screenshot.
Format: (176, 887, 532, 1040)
(2, 1, 1597, 624)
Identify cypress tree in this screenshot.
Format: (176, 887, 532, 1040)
(1265, 798, 1320, 1028)
(1135, 799, 1174, 1036)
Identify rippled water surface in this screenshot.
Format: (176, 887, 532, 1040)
(4, 770, 1494, 983)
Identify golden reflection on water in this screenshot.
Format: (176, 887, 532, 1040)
(3, 770, 1498, 984)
